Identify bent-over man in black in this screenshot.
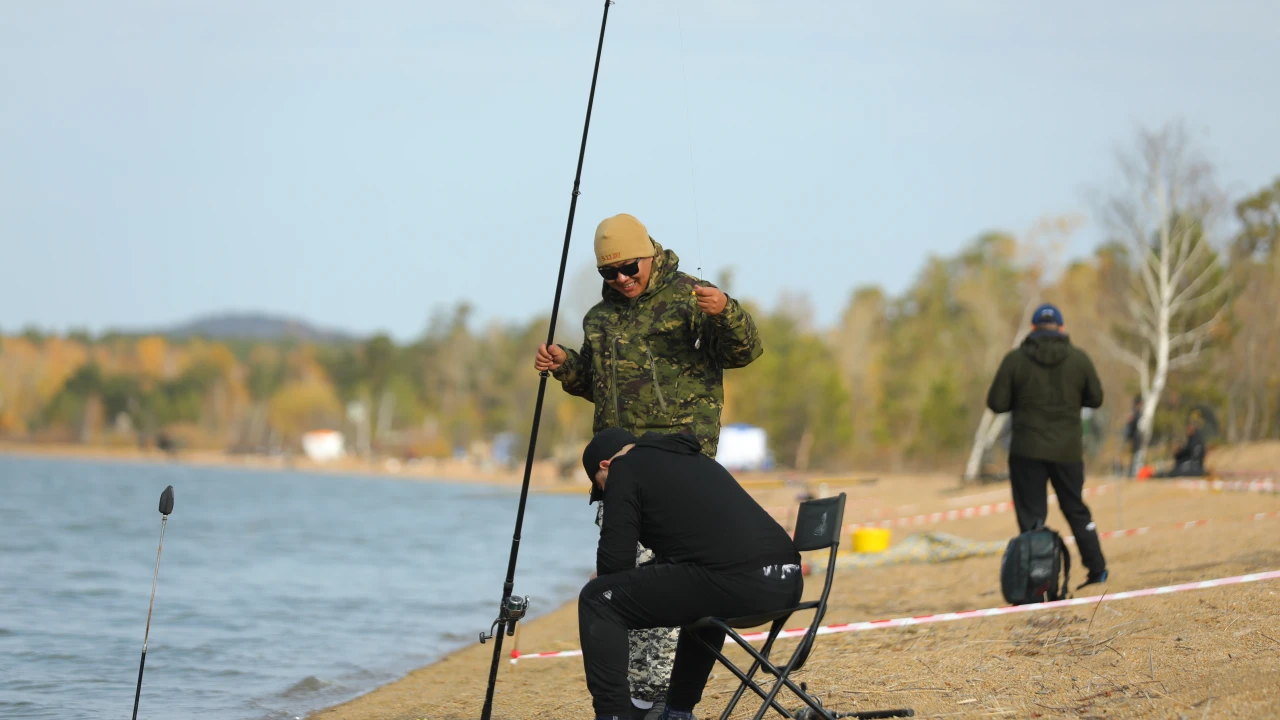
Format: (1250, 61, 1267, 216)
(577, 428, 802, 720)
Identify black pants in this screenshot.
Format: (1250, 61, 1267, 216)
(1162, 459, 1205, 477)
(1008, 454, 1107, 576)
(578, 561, 803, 717)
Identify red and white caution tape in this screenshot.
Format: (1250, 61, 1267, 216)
(1177, 478, 1276, 494)
(846, 484, 1112, 533)
(870, 504, 920, 519)
(1063, 511, 1280, 545)
(511, 647, 586, 662)
(767, 500, 921, 521)
(508, 568, 1280, 663)
(1077, 526, 1150, 543)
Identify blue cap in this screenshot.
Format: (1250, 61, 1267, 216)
(1033, 303, 1064, 326)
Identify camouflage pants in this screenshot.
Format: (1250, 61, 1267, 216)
(596, 503, 679, 703)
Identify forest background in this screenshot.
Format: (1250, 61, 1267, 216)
(4, 122, 1278, 479)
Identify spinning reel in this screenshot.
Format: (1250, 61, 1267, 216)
(479, 594, 530, 643)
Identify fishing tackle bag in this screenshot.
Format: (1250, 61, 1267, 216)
(999, 521, 1070, 605)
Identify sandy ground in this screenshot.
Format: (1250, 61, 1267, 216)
(1201, 441, 1280, 475)
(306, 474, 1280, 720)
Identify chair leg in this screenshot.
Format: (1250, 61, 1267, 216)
(750, 628, 828, 720)
(775, 675, 836, 720)
(692, 634, 794, 719)
(750, 673, 789, 720)
(720, 619, 786, 720)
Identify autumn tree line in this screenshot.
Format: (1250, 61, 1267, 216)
(2, 122, 1278, 476)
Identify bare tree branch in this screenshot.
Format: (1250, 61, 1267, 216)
(1135, 247, 1164, 312)
(1169, 303, 1230, 350)
(1170, 251, 1223, 310)
(1125, 296, 1160, 342)
(1171, 215, 1197, 278)
(1168, 347, 1204, 370)
(1173, 281, 1232, 314)
(1097, 330, 1149, 375)
(1169, 223, 1212, 290)
(1155, 167, 1174, 291)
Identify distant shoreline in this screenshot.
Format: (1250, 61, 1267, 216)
(0, 441, 586, 492)
(0, 440, 825, 494)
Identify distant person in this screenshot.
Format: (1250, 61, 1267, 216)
(1123, 395, 1143, 477)
(1163, 418, 1207, 477)
(577, 428, 802, 720)
(986, 303, 1109, 589)
(533, 212, 764, 718)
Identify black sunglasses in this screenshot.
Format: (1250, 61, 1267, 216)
(598, 260, 641, 281)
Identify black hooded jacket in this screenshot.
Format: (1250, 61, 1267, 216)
(595, 432, 800, 577)
(986, 331, 1104, 463)
(1175, 428, 1206, 465)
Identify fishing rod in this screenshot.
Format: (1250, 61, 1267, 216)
(133, 485, 175, 720)
(476, 1, 615, 718)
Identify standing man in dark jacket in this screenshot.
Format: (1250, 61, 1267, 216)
(986, 303, 1109, 589)
(577, 428, 803, 720)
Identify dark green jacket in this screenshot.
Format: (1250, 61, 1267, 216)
(552, 241, 763, 457)
(986, 331, 1104, 463)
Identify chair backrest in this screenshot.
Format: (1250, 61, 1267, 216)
(792, 493, 846, 552)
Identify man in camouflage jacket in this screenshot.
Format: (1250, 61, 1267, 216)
(534, 213, 763, 718)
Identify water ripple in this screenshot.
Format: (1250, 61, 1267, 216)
(0, 455, 598, 720)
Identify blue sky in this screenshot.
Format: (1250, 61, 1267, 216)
(2, 0, 1277, 341)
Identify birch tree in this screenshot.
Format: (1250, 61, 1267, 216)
(1099, 121, 1230, 473)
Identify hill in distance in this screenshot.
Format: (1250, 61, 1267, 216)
(153, 312, 366, 344)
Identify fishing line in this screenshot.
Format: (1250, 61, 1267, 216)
(674, 0, 704, 284)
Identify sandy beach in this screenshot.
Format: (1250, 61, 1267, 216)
(300, 466, 1280, 720)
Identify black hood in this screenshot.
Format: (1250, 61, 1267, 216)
(1019, 331, 1071, 367)
(635, 431, 702, 455)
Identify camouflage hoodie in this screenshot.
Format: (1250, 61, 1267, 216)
(552, 241, 762, 457)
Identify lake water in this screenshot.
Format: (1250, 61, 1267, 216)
(0, 454, 599, 719)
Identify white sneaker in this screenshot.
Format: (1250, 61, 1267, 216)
(641, 700, 665, 720)
(642, 700, 697, 720)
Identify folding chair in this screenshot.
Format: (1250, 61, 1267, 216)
(686, 493, 913, 720)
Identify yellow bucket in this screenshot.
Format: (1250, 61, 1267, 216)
(852, 528, 891, 553)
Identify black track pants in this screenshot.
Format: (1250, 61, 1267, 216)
(578, 561, 802, 717)
(1008, 454, 1107, 576)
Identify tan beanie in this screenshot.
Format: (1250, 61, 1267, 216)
(594, 213, 655, 267)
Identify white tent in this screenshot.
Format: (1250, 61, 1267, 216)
(715, 423, 769, 471)
(302, 430, 346, 463)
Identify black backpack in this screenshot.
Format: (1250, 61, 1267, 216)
(999, 521, 1070, 605)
